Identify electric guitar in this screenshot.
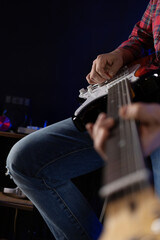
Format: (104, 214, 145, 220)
(73, 55, 160, 239)
(72, 54, 160, 132)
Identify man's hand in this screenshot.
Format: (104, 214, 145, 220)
(86, 113, 114, 161)
(86, 48, 134, 85)
(86, 103, 160, 160)
(120, 103, 160, 156)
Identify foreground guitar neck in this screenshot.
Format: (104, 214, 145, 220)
(99, 77, 160, 239)
(99, 186, 160, 240)
(100, 78, 149, 198)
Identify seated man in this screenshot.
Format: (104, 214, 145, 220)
(6, 1, 160, 239)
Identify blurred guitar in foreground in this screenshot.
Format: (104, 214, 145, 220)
(98, 70, 160, 240)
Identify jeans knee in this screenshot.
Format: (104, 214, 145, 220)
(6, 136, 34, 179)
(6, 141, 24, 178)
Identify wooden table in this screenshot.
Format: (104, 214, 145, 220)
(0, 130, 33, 211)
(0, 192, 33, 211)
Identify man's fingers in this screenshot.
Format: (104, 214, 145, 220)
(93, 113, 114, 133)
(86, 113, 114, 140)
(85, 123, 94, 138)
(89, 60, 108, 83)
(86, 55, 114, 84)
(86, 113, 114, 142)
(119, 104, 146, 121)
(119, 103, 160, 124)
(86, 113, 107, 139)
(95, 55, 112, 79)
(105, 61, 120, 78)
(86, 73, 97, 84)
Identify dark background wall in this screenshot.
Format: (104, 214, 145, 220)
(0, 0, 148, 127)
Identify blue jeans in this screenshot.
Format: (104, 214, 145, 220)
(6, 117, 160, 239)
(151, 148, 160, 197)
(6, 118, 104, 240)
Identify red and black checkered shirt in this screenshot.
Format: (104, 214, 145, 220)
(119, 0, 160, 62)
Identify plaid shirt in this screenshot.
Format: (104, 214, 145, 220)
(119, 0, 160, 62)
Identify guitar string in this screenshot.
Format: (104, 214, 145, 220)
(106, 79, 128, 183)
(107, 80, 129, 197)
(119, 79, 135, 199)
(101, 68, 150, 222)
(124, 79, 147, 195)
(107, 79, 146, 192)
(118, 82, 127, 182)
(117, 82, 124, 180)
(123, 79, 138, 198)
(120, 80, 131, 177)
(105, 82, 125, 187)
(123, 80, 135, 175)
(117, 80, 130, 200)
(109, 80, 134, 181)
(116, 79, 141, 201)
(108, 84, 121, 181)
(101, 75, 136, 218)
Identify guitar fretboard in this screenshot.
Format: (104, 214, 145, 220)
(100, 78, 149, 197)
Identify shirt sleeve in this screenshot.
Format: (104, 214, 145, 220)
(118, 0, 155, 59)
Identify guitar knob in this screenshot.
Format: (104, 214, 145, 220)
(79, 88, 87, 95)
(98, 82, 106, 87)
(151, 218, 160, 234)
(87, 85, 93, 93)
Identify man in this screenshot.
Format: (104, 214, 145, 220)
(6, 0, 160, 239)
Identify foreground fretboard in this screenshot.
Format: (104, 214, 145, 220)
(100, 78, 149, 197)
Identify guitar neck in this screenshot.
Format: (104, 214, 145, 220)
(100, 78, 149, 197)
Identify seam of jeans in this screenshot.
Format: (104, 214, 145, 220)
(35, 146, 95, 177)
(43, 178, 91, 240)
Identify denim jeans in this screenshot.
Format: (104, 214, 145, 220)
(6, 118, 104, 240)
(151, 148, 160, 197)
(6, 117, 160, 240)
